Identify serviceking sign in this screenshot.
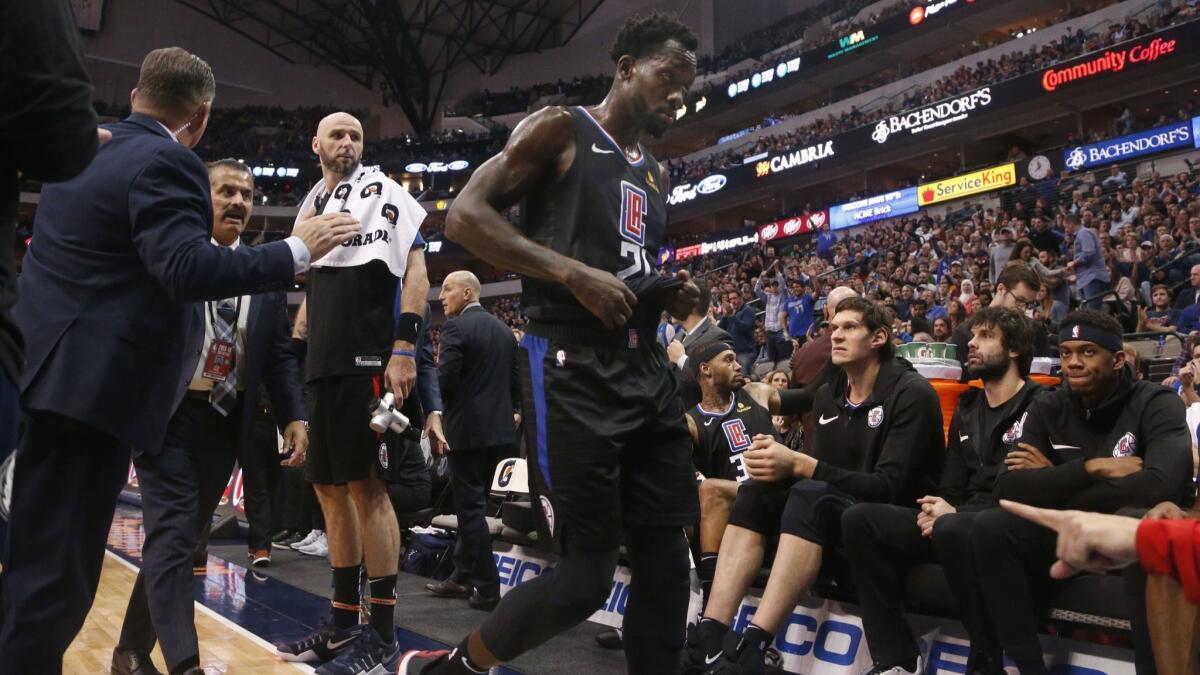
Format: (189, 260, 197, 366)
(489, 541, 1134, 675)
(1064, 121, 1194, 171)
(918, 163, 1016, 206)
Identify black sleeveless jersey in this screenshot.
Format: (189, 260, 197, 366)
(518, 106, 668, 330)
(687, 389, 780, 483)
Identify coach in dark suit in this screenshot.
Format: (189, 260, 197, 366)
(666, 279, 731, 408)
(426, 271, 519, 610)
(110, 159, 309, 675)
(0, 48, 357, 675)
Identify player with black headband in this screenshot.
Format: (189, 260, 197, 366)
(949, 309, 1191, 675)
(684, 297, 944, 675)
(275, 112, 433, 675)
(400, 12, 703, 675)
(686, 339, 815, 604)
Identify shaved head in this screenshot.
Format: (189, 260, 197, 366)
(317, 112, 362, 137)
(313, 112, 364, 180)
(439, 270, 482, 317)
(446, 271, 481, 297)
(825, 286, 858, 320)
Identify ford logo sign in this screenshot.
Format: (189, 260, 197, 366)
(696, 174, 727, 195)
(405, 162, 428, 173)
(447, 160, 470, 171)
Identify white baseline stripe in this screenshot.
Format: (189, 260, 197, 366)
(104, 551, 314, 673)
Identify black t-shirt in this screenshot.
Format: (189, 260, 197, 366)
(306, 260, 401, 381)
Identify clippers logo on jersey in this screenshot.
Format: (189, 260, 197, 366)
(868, 405, 885, 428)
(378, 442, 389, 469)
(1112, 432, 1137, 458)
(334, 184, 353, 201)
(382, 203, 399, 225)
(628, 330, 639, 349)
(539, 496, 556, 535)
(619, 181, 647, 245)
(360, 182, 383, 198)
(722, 419, 752, 452)
(1003, 412, 1027, 445)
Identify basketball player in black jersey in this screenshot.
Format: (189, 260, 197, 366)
(685, 340, 811, 603)
(401, 12, 703, 675)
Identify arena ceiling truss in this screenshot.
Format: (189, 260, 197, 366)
(176, 0, 606, 133)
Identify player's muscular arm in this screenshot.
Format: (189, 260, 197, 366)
(446, 107, 636, 328)
(686, 414, 700, 445)
(758, 382, 814, 416)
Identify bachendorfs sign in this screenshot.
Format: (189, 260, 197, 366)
(1041, 36, 1178, 92)
(758, 211, 829, 242)
(870, 88, 992, 143)
(1064, 120, 1194, 171)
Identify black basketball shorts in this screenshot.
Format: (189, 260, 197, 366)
(518, 332, 699, 551)
(306, 374, 412, 485)
(728, 478, 856, 547)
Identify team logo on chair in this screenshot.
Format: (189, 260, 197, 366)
(1112, 432, 1137, 458)
(360, 182, 383, 198)
(378, 442, 390, 469)
(867, 405, 884, 428)
(539, 496, 556, 536)
(334, 184, 352, 201)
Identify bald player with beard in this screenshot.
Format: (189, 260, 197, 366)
(275, 112, 433, 675)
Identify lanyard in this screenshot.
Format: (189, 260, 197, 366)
(207, 296, 244, 336)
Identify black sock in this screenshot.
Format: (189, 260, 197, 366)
(696, 617, 729, 657)
(697, 553, 718, 603)
(440, 636, 489, 674)
(368, 575, 397, 642)
(740, 623, 774, 655)
(331, 565, 360, 629)
(893, 655, 918, 672)
(170, 655, 199, 675)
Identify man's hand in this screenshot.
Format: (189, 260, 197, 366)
(513, 412, 522, 429)
(742, 434, 801, 483)
(98, 128, 112, 145)
(664, 270, 701, 321)
(385, 353, 417, 403)
(1084, 456, 1143, 479)
(915, 496, 957, 537)
(1004, 442, 1053, 470)
(564, 263, 636, 329)
(291, 210, 361, 262)
(280, 420, 309, 467)
(424, 412, 449, 457)
(667, 339, 685, 365)
(1000, 500, 1140, 578)
(1146, 501, 1190, 520)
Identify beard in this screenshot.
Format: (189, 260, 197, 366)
(321, 153, 359, 176)
(967, 349, 1010, 381)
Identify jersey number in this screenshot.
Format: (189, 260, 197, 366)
(722, 419, 751, 483)
(617, 181, 651, 281)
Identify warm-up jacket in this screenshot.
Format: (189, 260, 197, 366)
(939, 380, 1043, 511)
(994, 369, 1192, 513)
(810, 357, 945, 504)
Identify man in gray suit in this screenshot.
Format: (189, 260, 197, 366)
(666, 279, 731, 408)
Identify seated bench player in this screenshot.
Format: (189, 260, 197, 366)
(683, 297, 945, 675)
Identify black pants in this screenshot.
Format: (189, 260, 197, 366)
(448, 445, 513, 596)
(239, 411, 282, 550)
(117, 397, 240, 671)
(931, 510, 1008, 671)
(280, 465, 325, 533)
(0, 410, 129, 675)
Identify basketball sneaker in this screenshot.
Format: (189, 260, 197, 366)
(861, 656, 923, 675)
(703, 629, 766, 675)
(314, 628, 400, 675)
(291, 529, 324, 550)
(275, 619, 366, 663)
(397, 649, 452, 674)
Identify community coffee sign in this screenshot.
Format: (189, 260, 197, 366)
(1041, 36, 1178, 92)
(918, 163, 1015, 206)
(758, 211, 829, 242)
(871, 87, 992, 143)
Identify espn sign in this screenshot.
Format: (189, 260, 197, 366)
(758, 211, 829, 242)
(1041, 37, 1177, 92)
(918, 163, 1016, 206)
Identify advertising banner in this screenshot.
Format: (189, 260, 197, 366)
(758, 211, 830, 242)
(918, 163, 1016, 206)
(1064, 120, 1194, 171)
(1194, 115, 1200, 149)
(829, 188, 919, 230)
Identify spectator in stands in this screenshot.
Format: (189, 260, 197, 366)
(667, 279, 732, 409)
(720, 289, 758, 375)
(755, 263, 790, 369)
(1065, 213, 1111, 309)
(782, 280, 815, 348)
(843, 307, 1042, 675)
(658, 311, 681, 347)
(1031, 285, 1067, 334)
(1139, 284, 1178, 334)
(949, 262, 1045, 377)
(931, 316, 952, 343)
(1174, 265, 1200, 311)
(683, 298, 943, 674)
(959, 310, 1192, 675)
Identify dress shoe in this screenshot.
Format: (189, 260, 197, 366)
(110, 648, 163, 675)
(468, 590, 500, 611)
(425, 578, 472, 598)
(249, 548, 271, 567)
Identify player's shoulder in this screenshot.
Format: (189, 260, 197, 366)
(506, 106, 577, 155)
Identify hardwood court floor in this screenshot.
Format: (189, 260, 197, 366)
(65, 552, 311, 674)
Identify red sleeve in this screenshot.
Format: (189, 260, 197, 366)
(1137, 519, 1200, 605)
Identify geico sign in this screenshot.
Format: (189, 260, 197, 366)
(666, 173, 727, 205)
(871, 88, 992, 143)
(1042, 37, 1177, 92)
(756, 141, 835, 177)
(404, 160, 471, 173)
(918, 163, 1016, 205)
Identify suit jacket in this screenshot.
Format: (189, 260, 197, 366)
(235, 291, 306, 446)
(437, 305, 518, 451)
(16, 113, 295, 452)
(675, 316, 732, 409)
(416, 304, 443, 415)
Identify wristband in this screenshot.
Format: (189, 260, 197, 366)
(392, 349, 416, 358)
(396, 312, 423, 343)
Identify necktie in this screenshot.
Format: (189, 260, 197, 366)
(212, 298, 239, 416)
